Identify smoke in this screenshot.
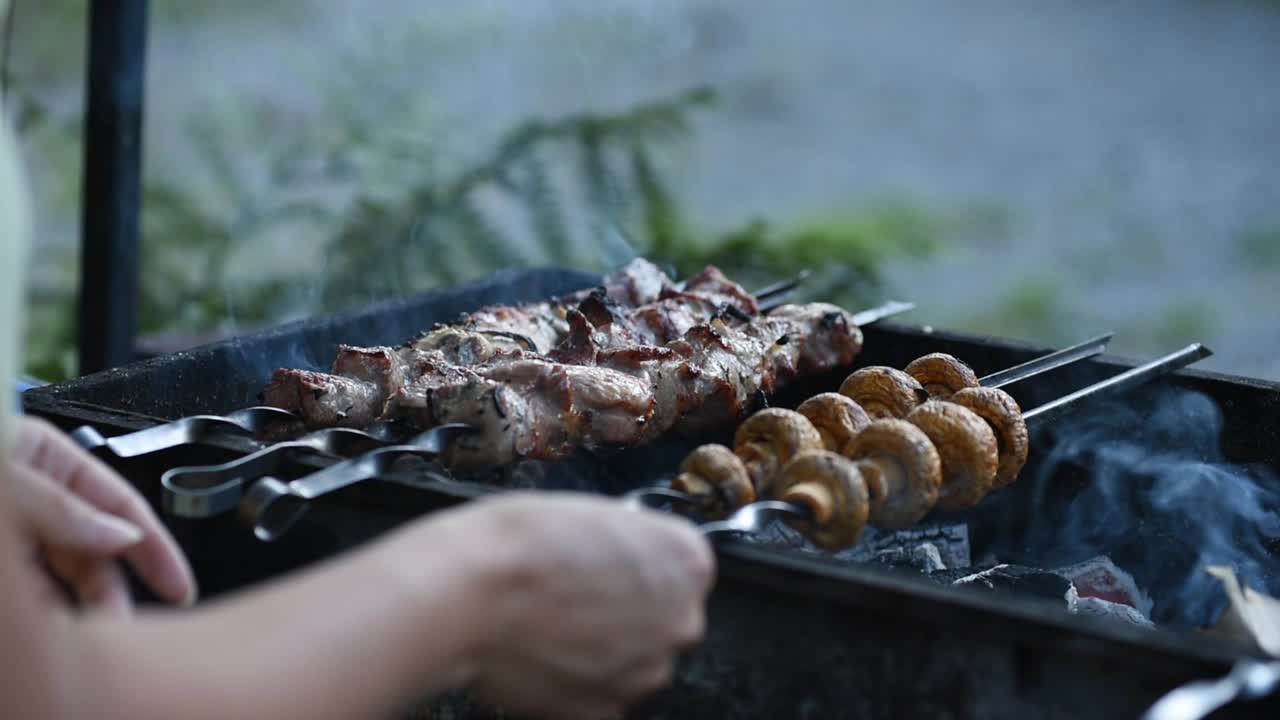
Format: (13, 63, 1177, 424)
(1012, 387, 1280, 628)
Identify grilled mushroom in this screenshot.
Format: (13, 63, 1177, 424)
(796, 392, 871, 452)
(841, 419, 942, 529)
(670, 444, 755, 519)
(839, 366, 929, 419)
(949, 387, 1029, 490)
(775, 449, 870, 551)
(733, 408, 824, 495)
(904, 353, 980, 400)
(906, 401, 998, 513)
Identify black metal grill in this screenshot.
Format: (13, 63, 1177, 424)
(23, 266, 1280, 719)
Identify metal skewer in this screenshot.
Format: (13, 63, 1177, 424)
(160, 420, 417, 519)
(753, 271, 811, 311)
(979, 332, 1113, 389)
(751, 271, 811, 301)
(70, 406, 299, 458)
(239, 424, 475, 542)
(1022, 343, 1211, 425)
(852, 301, 915, 326)
(629, 342, 1212, 543)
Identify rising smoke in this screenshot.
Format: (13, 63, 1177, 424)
(1008, 387, 1280, 628)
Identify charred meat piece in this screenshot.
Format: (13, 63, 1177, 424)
(432, 360, 656, 471)
(669, 264, 759, 316)
(406, 261, 758, 359)
(261, 369, 384, 429)
(404, 257, 676, 356)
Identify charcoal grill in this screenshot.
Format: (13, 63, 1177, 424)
(23, 266, 1280, 719)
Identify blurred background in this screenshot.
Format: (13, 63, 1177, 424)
(5, 0, 1278, 383)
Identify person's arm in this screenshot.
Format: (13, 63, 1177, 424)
(75, 509, 503, 719)
(0, 474, 507, 719)
(2, 475, 712, 720)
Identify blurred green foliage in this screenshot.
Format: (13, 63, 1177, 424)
(7, 2, 1011, 382)
(1236, 225, 1280, 270)
(961, 277, 1078, 345)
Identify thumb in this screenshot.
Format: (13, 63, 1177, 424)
(9, 463, 145, 554)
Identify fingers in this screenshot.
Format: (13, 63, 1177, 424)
(43, 545, 134, 618)
(6, 462, 146, 554)
(13, 417, 197, 605)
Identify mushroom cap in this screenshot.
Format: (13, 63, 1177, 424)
(671, 444, 755, 519)
(796, 392, 872, 453)
(949, 387, 1029, 490)
(733, 408, 824, 495)
(775, 449, 869, 551)
(903, 353, 980, 400)
(841, 418, 941, 529)
(906, 400, 999, 513)
(838, 366, 929, 419)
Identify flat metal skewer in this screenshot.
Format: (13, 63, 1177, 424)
(70, 406, 299, 458)
(979, 332, 1113, 389)
(1023, 343, 1211, 425)
(852, 300, 915, 326)
(160, 421, 415, 519)
(240, 424, 475, 542)
(752, 270, 811, 300)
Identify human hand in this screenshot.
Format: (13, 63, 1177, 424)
(451, 492, 714, 720)
(4, 416, 196, 616)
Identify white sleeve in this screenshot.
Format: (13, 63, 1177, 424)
(0, 89, 33, 454)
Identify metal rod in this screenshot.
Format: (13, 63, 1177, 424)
(979, 332, 1113, 389)
(752, 271, 811, 301)
(852, 300, 915, 326)
(78, 0, 149, 375)
(1023, 343, 1212, 425)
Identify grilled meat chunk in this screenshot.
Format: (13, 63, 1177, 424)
(262, 369, 384, 429)
(433, 360, 656, 470)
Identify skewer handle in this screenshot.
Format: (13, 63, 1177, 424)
(1023, 343, 1211, 426)
(69, 406, 299, 458)
(244, 424, 473, 541)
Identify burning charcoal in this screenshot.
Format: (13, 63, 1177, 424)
(1054, 555, 1155, 618)
(944, 564, 1075, 604)
(868, 543, 946, 573)
(1066, 588, 1155, 628)
(729, 521, 968, 575)
(858, 523, 971, 570)
(911, 543, 946, 572)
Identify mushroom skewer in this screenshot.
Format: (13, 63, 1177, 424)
(844, 332, 1113, 414)
(627, 335, 1107, 514)
(629, 343, 1210, 552)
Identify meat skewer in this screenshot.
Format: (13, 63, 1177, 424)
(430, 301, 875, 469)
(72, 261, 809, 461)
(628, 343, 1210, 552)
(262, 272, 825, 431)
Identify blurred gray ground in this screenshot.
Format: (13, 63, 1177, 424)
(26, 0, 1280, 379)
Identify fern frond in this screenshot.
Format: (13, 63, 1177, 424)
(515, 153, 573, 264)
